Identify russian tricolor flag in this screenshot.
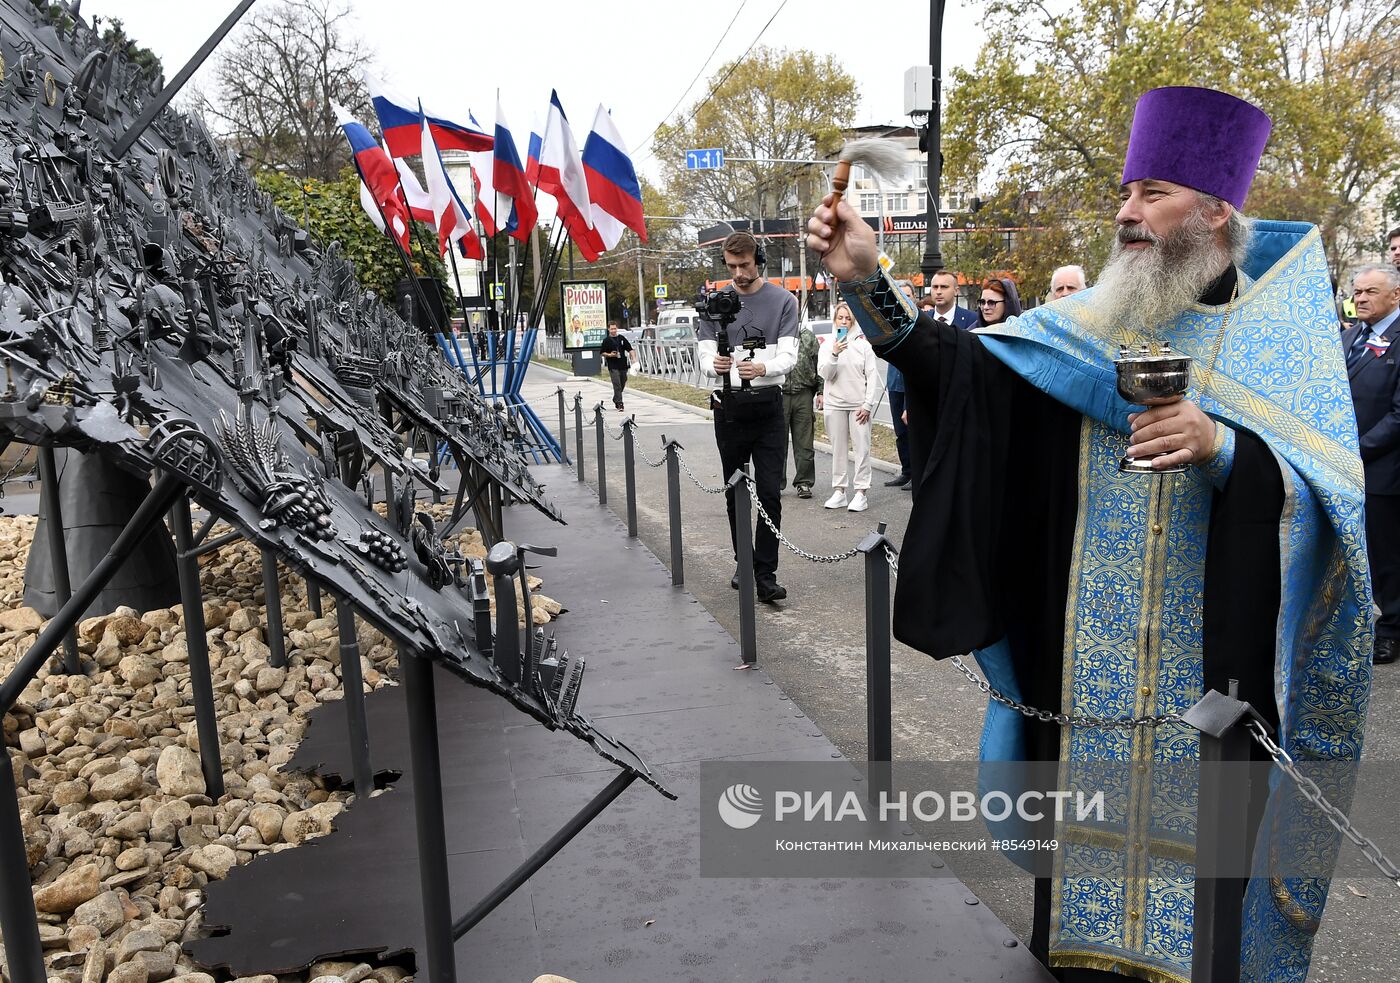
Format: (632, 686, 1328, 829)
(526, 115, 543, 185)
(333, 102, 410, 252)
(582, 105, 646, 250)
(365, 73, 492, 158)
(492, 98, 537, 243)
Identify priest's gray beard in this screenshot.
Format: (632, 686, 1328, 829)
(1092, 206, 1230, 337)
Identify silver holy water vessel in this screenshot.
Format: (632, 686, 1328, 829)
(1114, 343, 1192, 474)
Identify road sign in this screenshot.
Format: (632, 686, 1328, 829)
(653, 284, 668, 299)
(684, 148, 725, 170)
(492, 282, 505, 299)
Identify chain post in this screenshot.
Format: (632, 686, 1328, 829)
(857, 522, 895, 802)
(556, 387, 570, 465)
(573, 392, 584, 483)
(727, 467, 758, 665)
(593, 402, 607, 506)
(1181, 684, 1256, 983)
(664, 435, 685, 586)
(622, 416, 638, 538)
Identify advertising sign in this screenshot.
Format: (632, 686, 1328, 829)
(560, 279, 609, 351)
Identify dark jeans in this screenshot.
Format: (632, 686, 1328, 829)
(713, 387, 785, 582)
(1366, 492, 1400, 640)
(608, 366, 628, 407)
(888, 388, 910, 476)
(780, 387, 817, 490)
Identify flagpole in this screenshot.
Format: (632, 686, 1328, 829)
(348, 154, 447, 336)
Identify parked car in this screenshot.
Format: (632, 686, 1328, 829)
(805, 319, 835, 344)
(657, 307, 699, 329)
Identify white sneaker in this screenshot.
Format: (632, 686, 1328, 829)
(847, 491, 869, 513)
(823, 489, 848, 509)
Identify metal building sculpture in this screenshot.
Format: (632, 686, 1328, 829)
(0, 4, 671, 982)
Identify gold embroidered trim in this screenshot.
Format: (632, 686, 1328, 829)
(1051, 949, 1191, 983)
(1271, 876, 1321, 935)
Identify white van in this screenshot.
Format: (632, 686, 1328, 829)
(656, 307, 698, 330)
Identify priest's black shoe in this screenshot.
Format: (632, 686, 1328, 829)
(730, 567, 740, 590)
(1375, 637, 1399, 665)
(883, 473, 910, 487)
(756, 579, 787, 604)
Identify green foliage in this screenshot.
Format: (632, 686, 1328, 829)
(944, 0, 1400, 284)
(99, 17, 163, 82)
(256, 167, 451, 311)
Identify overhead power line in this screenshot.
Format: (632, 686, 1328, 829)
(634, 0, 748, 157)
(636, 0, 791, 165)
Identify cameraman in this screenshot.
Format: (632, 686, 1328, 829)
(697, 231, 799, 603)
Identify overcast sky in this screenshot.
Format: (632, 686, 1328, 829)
(81, 0, 989, 181)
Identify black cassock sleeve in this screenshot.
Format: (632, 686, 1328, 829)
(877, 318, 1081, 663)
(880, 319, 1285, 738)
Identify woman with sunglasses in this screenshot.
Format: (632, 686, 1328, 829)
(976, 277, 1023, 327)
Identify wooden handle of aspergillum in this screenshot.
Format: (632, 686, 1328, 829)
(830, 159, 852, 210)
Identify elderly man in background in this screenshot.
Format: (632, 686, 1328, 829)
(1343, 263, 1400, 664)
(809, 85, 1370, 982)
(1049, 264, 1087, 299)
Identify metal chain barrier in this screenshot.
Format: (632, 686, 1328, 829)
(591, 406, 628, 442)
(0, 446, 35, 499)
(743, 475, 859, 564)
(887, 521, 1395, 885)
(674, 448, 727, 494)
(1244, 720, 1400, 888)
(635, 441, 669, 469)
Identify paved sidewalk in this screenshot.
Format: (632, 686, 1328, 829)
(519, 361, 1399, 981)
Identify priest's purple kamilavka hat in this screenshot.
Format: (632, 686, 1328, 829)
(1120, 86, 1272, 209)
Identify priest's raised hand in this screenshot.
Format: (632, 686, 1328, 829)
(807, 193, 879, 282)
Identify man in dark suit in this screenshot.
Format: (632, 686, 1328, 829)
(1345, 263, 1400, 663)
(925, 269, 979, 330)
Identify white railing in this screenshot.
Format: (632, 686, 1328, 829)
(633, 340, 703, 387)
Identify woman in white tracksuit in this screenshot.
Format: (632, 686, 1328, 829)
(816, 302, 885, 513)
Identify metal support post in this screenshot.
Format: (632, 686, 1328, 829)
(1183, 684, 1257, 983)
(664, 437, 685, 587)
(556, 387, 570, 464)
(37, 446, 80, 674)
(261, 549, 286, 669)
(622, 417, 638, 538)
(401, 646, 457, 983)
(727, 468, 757, 665)
(306, 577, 323, 618)
(170, 494, 225, 800)
(0, 474, 184, 714)
(335, 599, 374, 798)
(452, 771, 638, 939)
(594, 402, 607, 505)
(573, 392, 585, 482)
(858, 522, 895, 802)
(0, 746, 45, 983)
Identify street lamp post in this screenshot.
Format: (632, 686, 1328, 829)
(920, 1, 947, 277)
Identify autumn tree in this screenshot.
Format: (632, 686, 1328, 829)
(943, 0, 1400, 287)
(654, 47, 860, 233)
(200, 0, 372, 181)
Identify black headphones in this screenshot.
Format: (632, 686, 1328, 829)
(725, 231, 765, 269)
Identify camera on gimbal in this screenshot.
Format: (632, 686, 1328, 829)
(696, 285, 742, 327)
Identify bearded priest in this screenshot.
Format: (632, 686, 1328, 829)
(807, 86, 1371, 982)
